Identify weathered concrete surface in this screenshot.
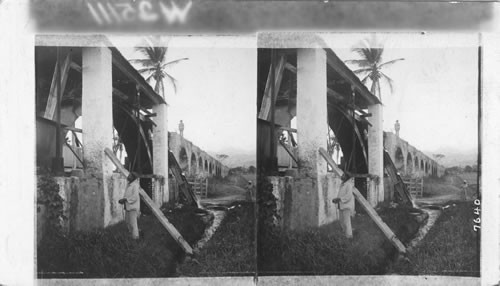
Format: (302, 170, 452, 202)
(168, 132, 229, 178)
(296, 48, 327, 178)
(81, 47, 115, 231)
(384, 132, 445, 178)
(37, 175, 129, 237)
(81, 47, 114, 178)
(368, 103, 384, 206)
(268, 174, 342, 231)
(152, 103, 169, 204)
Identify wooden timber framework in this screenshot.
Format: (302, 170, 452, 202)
(257, 47, 414, 206)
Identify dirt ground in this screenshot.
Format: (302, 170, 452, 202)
(390, 173, 480, 276)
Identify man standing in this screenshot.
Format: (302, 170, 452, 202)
(333, 173, 355, 239)
(119, 172, 141, 240)
(395, 120, 400, 137)
(462, 180, 469, 200)
(179, 120, 185, 137)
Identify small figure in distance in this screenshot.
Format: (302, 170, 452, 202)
(179, 120, 185, 137)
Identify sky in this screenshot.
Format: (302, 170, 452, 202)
(322, 33, 479, 155)
(111, 36, 256, 154)
(109, 33, 479, 158)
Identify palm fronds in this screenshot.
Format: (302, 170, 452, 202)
(129, 36, 188, 98)
(344, 36, 404, 101)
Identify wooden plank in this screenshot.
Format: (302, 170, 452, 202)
(352, 187, 406, 254)
(104, 148, 194, 255)
(319, 147, 406, 254)
(284, 62, 297, 73)
(332, 105, 369, 164)
(277, 126, 297, 133)
(63, 126, 83, 133)
(279, 140, 298, 165)
(70, 61, 82, 73)
(383, 151, 414, 207)
(168, 151, 202, 208)
(258, 55, 286, 120)
(64, 141, 85, 167)
(44, 53, 72, 120)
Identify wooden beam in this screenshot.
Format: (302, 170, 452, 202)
(324, 49, 381, 106)
(277, 126, 297, 133)
(70, 61, 82, 73)
(65, 141, 85, 167)
(284, 62, 297, 73)
(258, 55, 286, 120)
(327, 88, 372, 125)
(63, 126, 82, 133)
(319, 147, 407, 254)
(168, 151, 202, 209)
(383, 150, 415, 207)
(104, 148, 194, 255)
(279, 140, 298, 165)
(331, 105, 369, 164)
(44, 53, 72, 120)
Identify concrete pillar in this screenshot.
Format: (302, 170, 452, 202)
(367, 103, 384, 206)
(296, 48, 328, 177)
(81, 47, 114, 227)
(152, 103, 169, 204)
(291, 48, 327, 229)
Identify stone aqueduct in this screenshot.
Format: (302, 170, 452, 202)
(169, 132, 229, 179)
(384, 132, 445, 178)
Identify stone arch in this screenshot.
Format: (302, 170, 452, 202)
(406, 153, 413, 175)
(179, 147, 188, 173)
(190, 152, 197, 175)
(204, 160, 208, 172)
(198, 156, 203, 172)
(395, 147, 404, 173)
(420, 160, 424, 172)
(209, 162, 213, 174)
(414, 156, 419, 171)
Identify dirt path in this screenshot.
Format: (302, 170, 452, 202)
(416, 193, 461, 205)
(193, 184, 251, 251)
(201, 184, 250, 207)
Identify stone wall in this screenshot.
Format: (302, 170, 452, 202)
(168, 132, 229, 178)
(384, 131, 445, 178)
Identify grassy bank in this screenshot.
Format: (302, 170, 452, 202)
(37, 205, 208, 278)
(258, 206, 419, 275)
(391, 201, 480, 276)
(178, 201, 256, 276)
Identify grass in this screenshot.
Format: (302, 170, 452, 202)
(177, 201, 256, 276)
(258, 206, 419, 275)
(391, 201, 480, 276)
(423, 176, 462, 197)
(37, 205, 208, 278)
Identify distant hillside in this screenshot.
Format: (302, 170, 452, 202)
(208, 148, 256, 168)
(424, 147, 478, 167)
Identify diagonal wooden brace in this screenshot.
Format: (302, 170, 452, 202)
(319, 147, 406, 254)
(104, 148, 193, 255)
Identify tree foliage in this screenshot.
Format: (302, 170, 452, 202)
(345, 36, 404, 101)
(130, 36, 188, 98)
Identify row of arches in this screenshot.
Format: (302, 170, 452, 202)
(178, 147, 223, 177)
(394, 147, 439, 177)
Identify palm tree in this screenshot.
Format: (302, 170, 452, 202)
(130, 36, 188, 98)
(345, 36, 404, 101)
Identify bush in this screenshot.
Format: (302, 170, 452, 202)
(37, 173, 65, 234)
